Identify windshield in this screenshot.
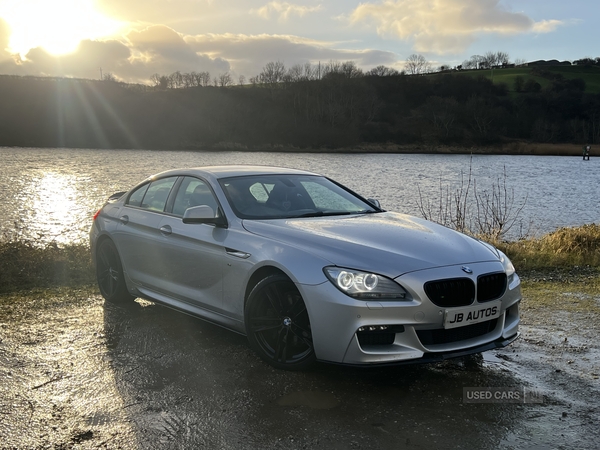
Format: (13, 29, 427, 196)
(219, 174, 379, 219)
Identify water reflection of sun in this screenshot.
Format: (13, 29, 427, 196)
(28, 172, 86, 245)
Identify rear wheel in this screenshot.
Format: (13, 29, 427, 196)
(245, 274, 315, 370)
(95, 239, 135, 303)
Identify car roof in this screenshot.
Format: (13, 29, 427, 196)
(150, 165, 320, 181)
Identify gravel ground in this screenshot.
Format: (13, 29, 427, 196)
(0, 280, 598, 450)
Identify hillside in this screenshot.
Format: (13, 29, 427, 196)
(444, 64, 600, 95)
(0, 69, 599, 151)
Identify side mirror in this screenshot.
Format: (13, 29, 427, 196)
(367, 198, 381, 209)
(183, 205, 227, 228)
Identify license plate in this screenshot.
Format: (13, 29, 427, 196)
(444, 301, 501, 329)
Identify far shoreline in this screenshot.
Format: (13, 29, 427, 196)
(1, 142, 594, 156)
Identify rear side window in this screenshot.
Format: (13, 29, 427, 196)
(127, 184, 149, 207)
(127, 177, 178, 212)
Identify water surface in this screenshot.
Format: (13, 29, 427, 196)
(1, 147, 597, 244)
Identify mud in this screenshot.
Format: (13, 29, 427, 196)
(0, 288, 598, 449)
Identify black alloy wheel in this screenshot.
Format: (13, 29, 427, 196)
(96, 239, 135, 303)
(245, 274, 315, 370)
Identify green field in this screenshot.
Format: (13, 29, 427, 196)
(440, 64, 600, 94)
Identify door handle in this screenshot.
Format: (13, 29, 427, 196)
(119, 215, 129, 225)
(160, 225, 172, 235)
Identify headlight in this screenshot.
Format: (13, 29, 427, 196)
(324, 267, 408, 300)
(498, 251, 516, 279)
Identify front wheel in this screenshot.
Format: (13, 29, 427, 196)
(95, 239, 135, 303)
(245, 274, 315, 370)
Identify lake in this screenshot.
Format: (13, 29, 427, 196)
(1, 147, 598, 245)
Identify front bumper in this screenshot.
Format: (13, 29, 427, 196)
(300, 261, 521, 365)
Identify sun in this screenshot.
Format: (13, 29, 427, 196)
(0, 0, 122, 56)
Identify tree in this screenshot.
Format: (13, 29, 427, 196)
(218, 72, 233, 87)
(150, 73, 169, 89)
(259, 61, 286, 86)
(496, 51, 510, 66)
(405, 54, 431, 75)
(366, 65, 400, 76)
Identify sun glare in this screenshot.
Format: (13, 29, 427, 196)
(0, 0, 121, 56)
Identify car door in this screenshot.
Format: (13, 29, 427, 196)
(152, 176, 228, 314)
(113, 176, 179, 289)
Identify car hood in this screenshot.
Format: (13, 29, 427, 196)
(242, 212, 500, 278)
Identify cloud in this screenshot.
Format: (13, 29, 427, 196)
(124, 25, 230, 80)
(0, 23, 397, 83)
(185, 33, 398, 77)
(532, 20, 564, 33)
(252, 2, 323, 21)
(0, 25, 230, 83)
(349, 0, 563, 54)
(21, 39, 131, 79)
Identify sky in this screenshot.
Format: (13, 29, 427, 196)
(0, 0, 597, 85)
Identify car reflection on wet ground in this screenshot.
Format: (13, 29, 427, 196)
(0, 291, 598, 449)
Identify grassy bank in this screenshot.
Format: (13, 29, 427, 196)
(0, 241, 94, 294)
(0, 224, 598, 294)
(495, 224, 600, 271)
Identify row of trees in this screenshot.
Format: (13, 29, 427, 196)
(461, 51, 512, 70)
(573, 57, 600, 66)
(149, 71, 240, 89)
(147, 51, 522, 91)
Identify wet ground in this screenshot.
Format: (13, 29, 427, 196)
(0, 288, 598, 449)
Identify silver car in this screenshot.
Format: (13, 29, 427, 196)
(90, 166, 520, 370)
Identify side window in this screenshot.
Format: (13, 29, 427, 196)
(127, 183, 149, 207)
(172, 177, 218, 217)
(137, 177, 178, 212)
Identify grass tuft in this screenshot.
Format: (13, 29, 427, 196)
(0, 240, 95, 294)
(496, 224, 600, 271)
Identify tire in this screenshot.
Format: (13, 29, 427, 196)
(245, 274, 315, 370)
(95, 239, 135, 303)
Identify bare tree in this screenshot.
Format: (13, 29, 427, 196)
(149, 73, 169, 89)
(170, 71, 184, 88)
(366, 65, 400, 76)
(481, 52, 498, 69)
(198, 71, 211, 87)
(340, 61, 362, 78)
(405, 54, 431, 75)
(218, 72, 233, 87)
(238, 74, 246, 86)
(259, 61, 286, 86)
(496, 51, 510, 65)
(287, 64, 304, 82)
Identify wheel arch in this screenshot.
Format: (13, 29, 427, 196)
(244, 266, 289, 306)
(91, 233, 114, 266)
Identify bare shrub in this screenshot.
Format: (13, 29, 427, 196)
(417, 157, 528, 241)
